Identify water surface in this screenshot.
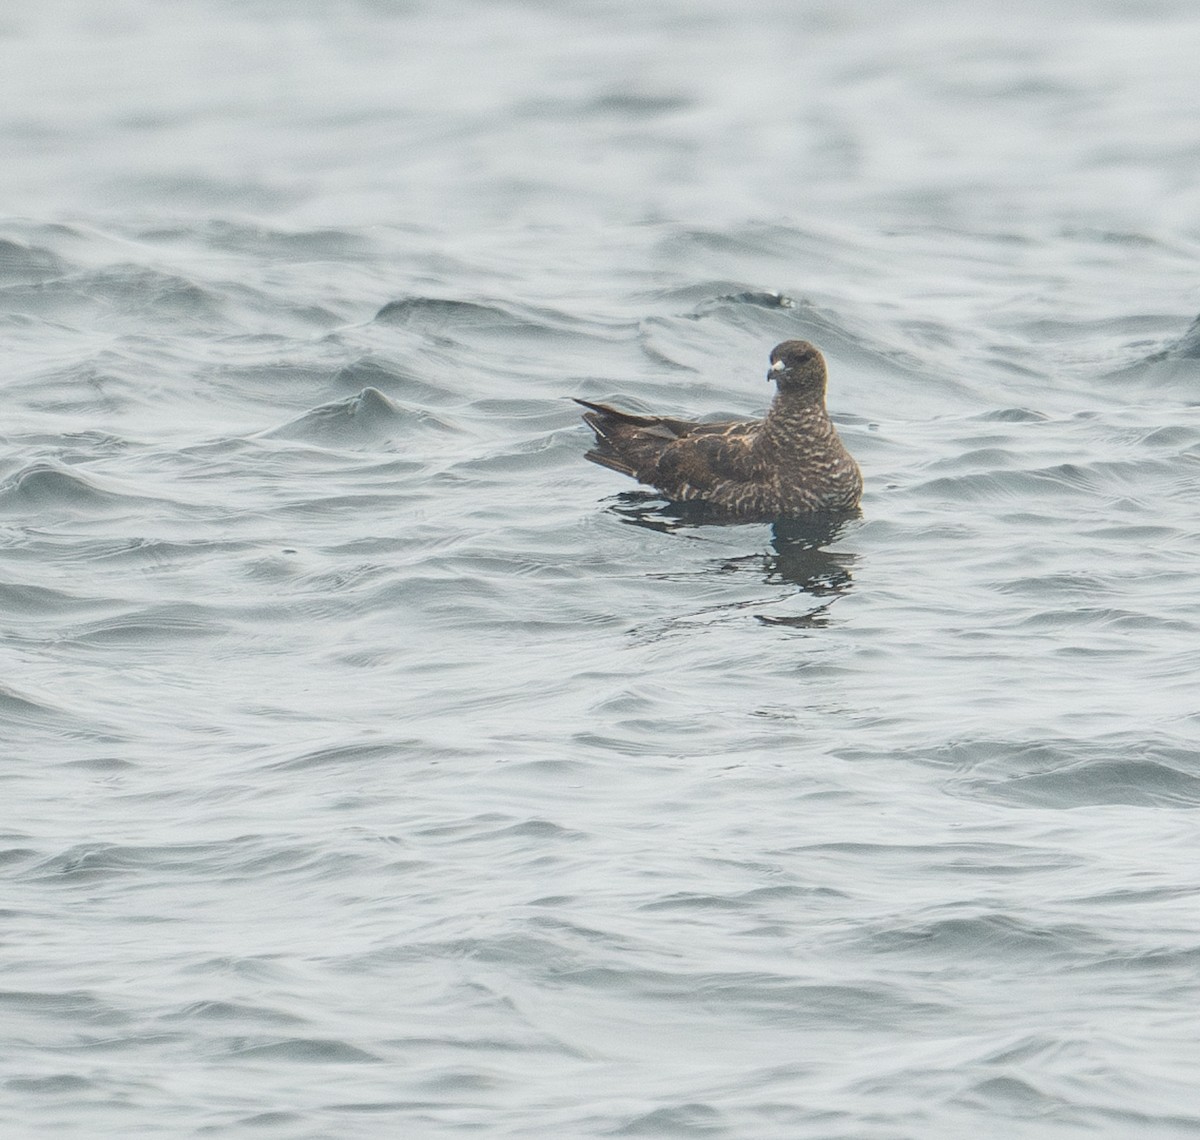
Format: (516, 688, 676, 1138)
(3, 1, 1200, 1136)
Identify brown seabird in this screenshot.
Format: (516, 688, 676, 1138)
(575, 340, 862, 519)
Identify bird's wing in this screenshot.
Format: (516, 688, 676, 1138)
(654, 424, 766, 498)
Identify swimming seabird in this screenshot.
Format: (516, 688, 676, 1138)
(575, 340, 862, 519)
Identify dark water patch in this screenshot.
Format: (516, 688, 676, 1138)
(176, 435, 426, 489)
(198, 356, 349, 409)
(373, 295, 624, 346)
(1104, 311, 1200, 385)
(236, 549, 311, 584)
(416, 815, 586, 848)
(178, 955, 294, 984)
(974, 407, 1050, 422)
(1060, 225, 1171, 249)
(257, 387, 457, 448)
(333, 572, 507, 623)
(150, 219, 375, 261)
(471, 396, 568, 425)
(761, 548, 853, 597)
(263, 740, 411, 773)
(251, 484, 431, 525)
(65, 536, 253, 570)
(867, 912, 1103, 963)
(1166, 312, 1200, 359)
(994, 571, 1123, 600)
(0, 846, 38, 869)
(275, 558, 397, 601)
(557, 88, 693, 120)
(1078, 943, 1200, 975)
(659, 225, 821, 263)
(59, 755, 137, 772)
(636, 281, 796, 311)
(906, 461, 1110, 503)
(610, 1102, 725, 1137)
(16, 430, 132, 462)
(953, 1073, 1070, 1120)
(58, 1032, 186, 1055)
(0, 462, 186, 520)
(28, 836, 377, 890)
(906, 736, 1200, 808)
(898, 737, 1200, 807)
(368, 1027, 586, 1061)
(1137, 424, 1200, 449)
(1015, 312, 1178, 342)
(453, 431, 579, 476)
(0, 683, 85, 732)
(223, 1037, 381, 1064)
(690, 290, 798, 316)
(415, 1068, 503, 1094)
(375, 297, 508, 328)
(1067, 455, 1189, 489)
(0, 580, 118, 620)
(638, 884, 835, 914)
(961, 754, 1200, 809)
(7, 357, 151, 418)
(1016, 606, 1194, 636)
(6, 1074, 93, 1093)
(29, 842, 211, 883)
(218, 282, 346, 331)
(323, 1099, 450, 1114)
(234, 565, 417, 624)
(1065, 883, 1200, 909)
(921, 445, 1022, 473)
(0, 988, 123, 1024)
(67, 606, 226, 647)
(0, 238, 67, 284)
(1082, 1105, 1200, 1136)
(169, 1000, 307, 1026)
(332, 355, 459, 406)
(0, 264, 225, 330)
(221, 842, 374, 882)
(433, 549, 618, 588)
(797, 838, 1079, 878)
(220, 1110, 307, 1131)
(561, 969, 951, 1029)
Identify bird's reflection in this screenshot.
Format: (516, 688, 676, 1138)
(608, 492, 859, 624)
(765, 515, 857, 591)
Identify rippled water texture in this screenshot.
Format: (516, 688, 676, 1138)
(3, 1, 1200, 1137)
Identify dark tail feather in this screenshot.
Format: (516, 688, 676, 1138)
(574, 397, 681, 478)
(573, 398, 684, 443)
(583, 446, 637, 476)
(573, 400, 643, 475)
(573, 398, 661, 429)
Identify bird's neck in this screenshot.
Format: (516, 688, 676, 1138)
(763, 392, 834, 447)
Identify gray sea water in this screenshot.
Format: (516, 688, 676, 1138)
(3, 1, 1200, 1136)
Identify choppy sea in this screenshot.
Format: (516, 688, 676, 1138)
(3, 1, 1200, 1136)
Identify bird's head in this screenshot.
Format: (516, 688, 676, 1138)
(768, 340, 827, 399)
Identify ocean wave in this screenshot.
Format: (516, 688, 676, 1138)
(255, 387, 458, 449)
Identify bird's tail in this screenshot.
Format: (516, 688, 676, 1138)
(573, 397, 688, 478)
(573, 399, 663, 476)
